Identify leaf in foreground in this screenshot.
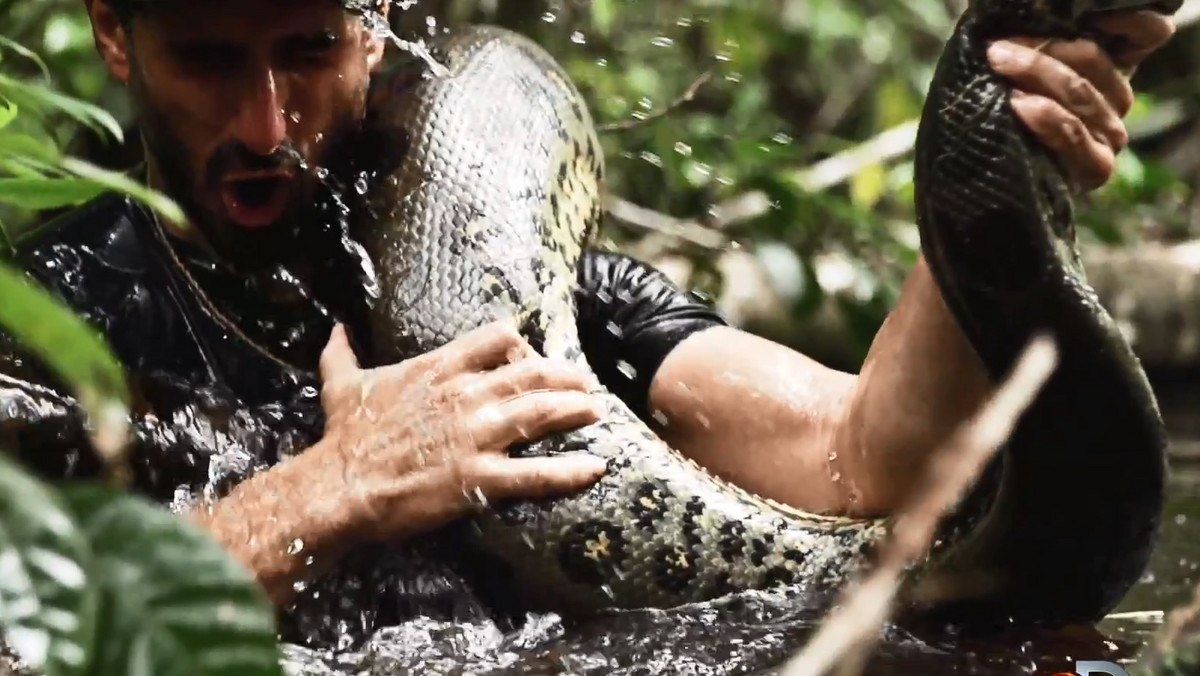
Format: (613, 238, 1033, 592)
(0, 452, 97, 676)
(60, 486, 283, 676)
(0, 262, 129, 460)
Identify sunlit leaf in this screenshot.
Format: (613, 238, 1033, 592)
(850, 162, 887, 209)
(0, 130, 60, 164)
(60, 486, 284, 676)
(0, 451, 97, 676)
(0, 99, 17, 131)
(0, 177, 104, 209)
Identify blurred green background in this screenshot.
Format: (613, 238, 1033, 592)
(3, 0, 1198, 369)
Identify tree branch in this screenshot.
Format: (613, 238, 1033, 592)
(778, 336, 1059, 676)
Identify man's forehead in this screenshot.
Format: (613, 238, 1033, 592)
(128, 0, 384, 23)
(132, 0, 382, 37)
(127, 0, 379, 10)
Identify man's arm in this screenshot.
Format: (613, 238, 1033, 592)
(647, 257, 987, 516)
(186, 322, 609, 607)
(589, 13, 1176, 518)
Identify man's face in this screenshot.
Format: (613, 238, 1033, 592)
(92, 0, 387, 270)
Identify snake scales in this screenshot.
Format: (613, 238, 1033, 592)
(350, 0, 1177, 627)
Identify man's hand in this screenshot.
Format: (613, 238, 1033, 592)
(987, 10, 1176, 192)
(189, 320, 607, 606)
(315, 320, 608, 543)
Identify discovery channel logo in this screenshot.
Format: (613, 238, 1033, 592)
(1047, 661, 1131, 676)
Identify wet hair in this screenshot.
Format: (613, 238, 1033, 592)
(101, 0, 139, 24)
(102, 0, 385, 22)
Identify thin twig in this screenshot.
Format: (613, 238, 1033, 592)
(598, 71, 714, 133)
(779, 335, 1060, 676)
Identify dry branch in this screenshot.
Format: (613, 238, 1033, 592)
(778, 336, 1060, 676)
(598, 70, 714, 133)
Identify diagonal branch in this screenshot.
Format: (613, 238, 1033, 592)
(778, 335, 1060, 676)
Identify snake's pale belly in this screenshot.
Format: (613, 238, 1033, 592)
(354, 0, 1175, 624)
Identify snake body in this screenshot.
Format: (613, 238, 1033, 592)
(353, 0, 1175, 625)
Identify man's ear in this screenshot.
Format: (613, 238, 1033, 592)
(84, 0, 133, 83)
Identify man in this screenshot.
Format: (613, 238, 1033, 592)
(0, 0, 1175, 622)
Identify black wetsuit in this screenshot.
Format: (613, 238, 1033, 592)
(0, 189, 728, 644)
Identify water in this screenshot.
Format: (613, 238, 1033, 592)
(270, 455, 1200, 676)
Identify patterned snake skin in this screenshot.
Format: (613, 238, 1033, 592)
(352, 0, 1178, 626)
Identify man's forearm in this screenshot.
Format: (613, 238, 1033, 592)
(185, 437, 360, 607)
(646, 255, 990, 517)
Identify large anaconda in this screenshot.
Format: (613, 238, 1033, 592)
(351, 0, 1177, 626)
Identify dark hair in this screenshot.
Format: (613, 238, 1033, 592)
(100, 0, 140, 25)
(102, 0, 383, 21)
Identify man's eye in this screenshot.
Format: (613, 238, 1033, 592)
(175, 45, 242, 72)
(284, 34, 340, 66)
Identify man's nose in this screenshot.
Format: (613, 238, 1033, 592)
(231, 67, 289, 156)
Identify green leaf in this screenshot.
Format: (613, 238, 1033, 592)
(0, 178, 105, 210)
(0, 262, 129, 445)
(0, 75, 123, 144)
(0, 129, 60, 164)
(59, 486, 284, 676)
(0, 451, 97, 676)
(0, 99, 17, 131)
(0, 35, 51, 81)
(60, 159, 187, 227)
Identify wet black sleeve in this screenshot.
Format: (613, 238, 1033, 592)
(574, 249, 728, 420)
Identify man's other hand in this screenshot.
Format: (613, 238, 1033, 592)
(987, 10, 1176, 192)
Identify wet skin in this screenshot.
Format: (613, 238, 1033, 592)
(82, 0, 1175, 606)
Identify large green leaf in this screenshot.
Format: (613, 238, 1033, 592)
(0, 177, 104, 209)
(60, 486, 284, 676)
(0, 452, 97, 676)
(0, 262, 129, 455)
(0, 74, 122, 143)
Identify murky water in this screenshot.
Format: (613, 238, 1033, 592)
(276, 451, 1200, 676)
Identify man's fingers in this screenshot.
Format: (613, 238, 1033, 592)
(470, 391, 603, 449)
(319, 323, 361, 382)
(1088, 10, 1177, 70)
(447, 358, 594, 405)
(988, 39, 1130, 146)
(394, 320, 538, 384)
(462, 454, 609, 503)
(1010, 91, 1116, 192)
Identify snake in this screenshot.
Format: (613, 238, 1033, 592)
(348, 0, 1177, 627)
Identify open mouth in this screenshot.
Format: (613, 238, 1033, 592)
(219, 173, 295, 228)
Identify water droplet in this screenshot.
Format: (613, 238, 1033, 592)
(1176, 513, 1187, 525)
(616, 360, 637, 380)
(570, 31, 586, 45)
(650, 35, 674, 48)
(355, 175, 369, 195)
(287, 538, 305, 555)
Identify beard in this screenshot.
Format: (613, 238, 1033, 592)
(130, 72, 367, 275)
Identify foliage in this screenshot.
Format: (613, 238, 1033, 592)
(0, 36, 284, 676)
